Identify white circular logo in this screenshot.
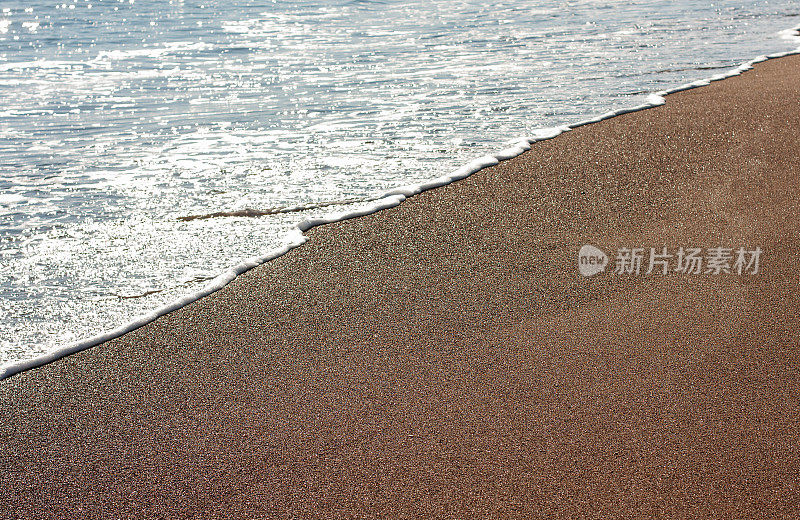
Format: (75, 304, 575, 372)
(578, 245, 608, 277)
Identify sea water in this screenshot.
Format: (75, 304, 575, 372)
(1, 0, 799, 368)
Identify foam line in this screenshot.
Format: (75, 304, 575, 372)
(2, 25, 799, 382)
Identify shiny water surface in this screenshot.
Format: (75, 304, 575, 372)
(1, 0, 799, 366)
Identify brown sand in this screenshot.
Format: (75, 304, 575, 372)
(2, 55, 800, 519)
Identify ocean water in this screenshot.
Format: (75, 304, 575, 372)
(1, 0, 799, 369)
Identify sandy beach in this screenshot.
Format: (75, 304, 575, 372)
(2, 54, 799, 518)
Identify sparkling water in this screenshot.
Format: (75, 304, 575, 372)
(1, 0, 799, 367)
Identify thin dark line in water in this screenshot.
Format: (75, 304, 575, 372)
(177, 197, 373, 222)
(653, 64, 732, 74)
(112, 275, 219, 300)
(115, 289, 164, 300)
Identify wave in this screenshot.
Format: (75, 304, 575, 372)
(176, 197, 381, 221)
(2, 23, 799, 382)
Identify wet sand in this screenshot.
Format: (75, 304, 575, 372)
(2, 55, 799, 518)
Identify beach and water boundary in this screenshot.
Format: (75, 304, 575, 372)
(2, 24, 799, 382)
(1, 39, 800, 518)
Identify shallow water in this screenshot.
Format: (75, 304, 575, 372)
(1, 0, 799, 367)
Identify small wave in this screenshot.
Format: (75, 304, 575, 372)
(114, 289, 164, 300)
(112, 275, 218, 299)
(778, 27, 800, 42)
(176, 197, 374, 221)
(0, 60, 86, 72)
(653, 64, 732, 74)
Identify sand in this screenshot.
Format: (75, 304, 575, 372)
(1, 55, 799, 519)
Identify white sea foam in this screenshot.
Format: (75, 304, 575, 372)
(778, 26, 800, 43)
(3, 33, 799, 381)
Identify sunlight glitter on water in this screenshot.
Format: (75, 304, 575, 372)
(1, 0, 799, 366)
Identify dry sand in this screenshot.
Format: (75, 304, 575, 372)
(1, 55, 799, 519)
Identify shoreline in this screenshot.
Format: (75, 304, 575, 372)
(2, 30, 799, 381)
(2, 50, 800, 516)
